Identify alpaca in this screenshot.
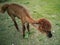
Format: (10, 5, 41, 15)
(0, 3, 52, 38)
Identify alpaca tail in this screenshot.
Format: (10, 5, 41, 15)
(1, 4, 9, 13)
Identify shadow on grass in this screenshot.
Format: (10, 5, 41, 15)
(0, 0, 10, 3)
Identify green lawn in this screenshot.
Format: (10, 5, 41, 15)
(0, 0, 60, 45)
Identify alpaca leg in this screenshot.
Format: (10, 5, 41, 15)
(22, 24, 26, 38)
(11, 16, 20, 31)
(27, 23, 30, 34)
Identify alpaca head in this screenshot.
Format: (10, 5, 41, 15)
(36, 18, 52, 38)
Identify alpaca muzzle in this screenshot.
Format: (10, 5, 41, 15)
(47, 31, 52, 38)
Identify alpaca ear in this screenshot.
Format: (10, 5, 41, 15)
(33, 23, 40, 28)
(33, 23, 40, 26)
(33, 22, 40, 25)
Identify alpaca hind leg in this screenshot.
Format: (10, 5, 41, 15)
(11, 16, 20, 31)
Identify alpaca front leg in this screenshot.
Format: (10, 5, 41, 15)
(27, 23, 30, 34)
(22, 24, 26, 38)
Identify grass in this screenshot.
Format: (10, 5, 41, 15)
(0, 0, 60, 45)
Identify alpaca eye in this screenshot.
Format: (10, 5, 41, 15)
(46, 25, 48, 27)
(45, 26, 48, 29)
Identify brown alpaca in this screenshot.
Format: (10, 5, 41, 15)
(0, 3, 52, 38)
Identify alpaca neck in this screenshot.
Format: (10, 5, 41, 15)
(26, 16, 36, 24)
(26, 16, 39, 29)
